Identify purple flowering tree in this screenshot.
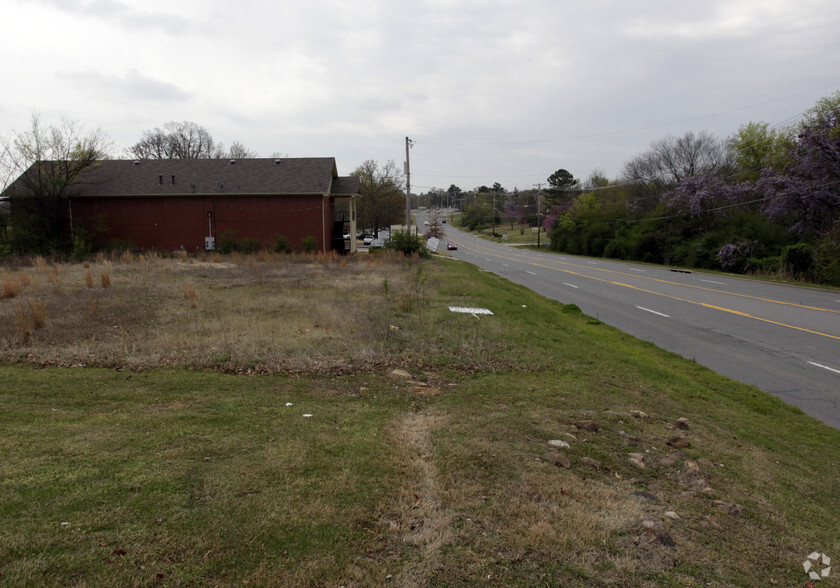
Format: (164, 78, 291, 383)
(759, 94, 840, 236)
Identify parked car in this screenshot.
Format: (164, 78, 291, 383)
(369, 238, 386, 249)
(363, 236, 374, 245)
(447, 242, 458, 250)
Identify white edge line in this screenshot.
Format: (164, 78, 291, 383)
(630, 268, 645, 272)
(636, 306, 670, 318)
(701, 279, 726, 285)
(807, 361, 840, 375)
(563, 283, 578, 289)
(526, 271, 536, 275)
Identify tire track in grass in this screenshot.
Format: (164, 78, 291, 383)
(389, 411, 452, 587)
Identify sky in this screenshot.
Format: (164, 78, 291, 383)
(1, 0, 839, 194)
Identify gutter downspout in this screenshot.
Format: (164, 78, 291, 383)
(322, 194, 327, 252)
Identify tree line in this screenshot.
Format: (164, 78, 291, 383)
(550, 93, 840, 286)
(425, 93, 840, 286)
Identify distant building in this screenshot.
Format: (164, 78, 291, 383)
(3, 157, 360, 253)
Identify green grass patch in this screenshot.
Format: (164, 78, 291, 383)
(1, 253, 839, 585)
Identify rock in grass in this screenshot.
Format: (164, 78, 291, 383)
(573, 420, 599, 432)
(618, 430, 641, 446)
(547, 452, 572, 469)
(633, 490, 658, 502)
(548, 439, 571, 449)
(712, 500, 744, 515)
(674, 417, 691, 430)
(628, 453, 646, 469)
(667, 436, 691, 449)
(641, 520, 676, 548)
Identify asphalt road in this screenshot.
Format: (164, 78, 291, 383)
(433, 218, 840, 429)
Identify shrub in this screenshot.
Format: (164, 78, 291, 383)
(218, 230, 262, 254)
(385, 230, 430, 258)
(750, 256, 782, 275)
(217, 230, 239, 254)
(781, 243, 815, 278)
(272, 234, 292, 254)
(814, 228, 840, 286)
(300, 236, 318, 253)
(238, 237, 261, 253)
(72, 235, 91, 260)
(718, 241, 759, 273)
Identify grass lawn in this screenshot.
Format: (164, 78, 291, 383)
(1, 251, 839, 586)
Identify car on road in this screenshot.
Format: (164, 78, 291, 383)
(446, 242, 458, 250)
(363, 236, 374, 245)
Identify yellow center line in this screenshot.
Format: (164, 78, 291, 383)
(457, 240, 840, 341)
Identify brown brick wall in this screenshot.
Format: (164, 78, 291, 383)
(72, 195, 334, 252)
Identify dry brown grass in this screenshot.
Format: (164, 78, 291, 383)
(0, 251, 472, 375)
(2, 276, 22, 298)
(28, 299, 46, 329)
(387, 411, 454, 587)
(13, 303, 32, 344)
(183, 283, 198, 308)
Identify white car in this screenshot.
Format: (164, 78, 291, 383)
(363, 236, 374, 245)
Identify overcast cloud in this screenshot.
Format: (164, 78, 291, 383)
(2, 0, 838, 192)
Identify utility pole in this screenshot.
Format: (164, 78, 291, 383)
(404, 137, 413, 230)
(492, 189, 497, 237)
(534, 183, 543, 248)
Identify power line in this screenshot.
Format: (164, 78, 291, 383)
(415, 85, 839, 148)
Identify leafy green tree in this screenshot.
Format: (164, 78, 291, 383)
(352, 160, 405, 236)
(728, 122, 793, 182)
(446, 184, 463, 208)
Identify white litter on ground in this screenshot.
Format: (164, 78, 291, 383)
(448, 306, 493, 317)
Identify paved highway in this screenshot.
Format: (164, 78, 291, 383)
(430, 216, 840, 429)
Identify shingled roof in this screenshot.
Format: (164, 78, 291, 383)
(5, 157, 360, 198)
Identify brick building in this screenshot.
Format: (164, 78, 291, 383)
(4, 157, 360, 253)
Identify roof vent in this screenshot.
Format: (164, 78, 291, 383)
(133, 160, 141, 166)
(274, 159, 282, 164)
(229, 159, 237, 165)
